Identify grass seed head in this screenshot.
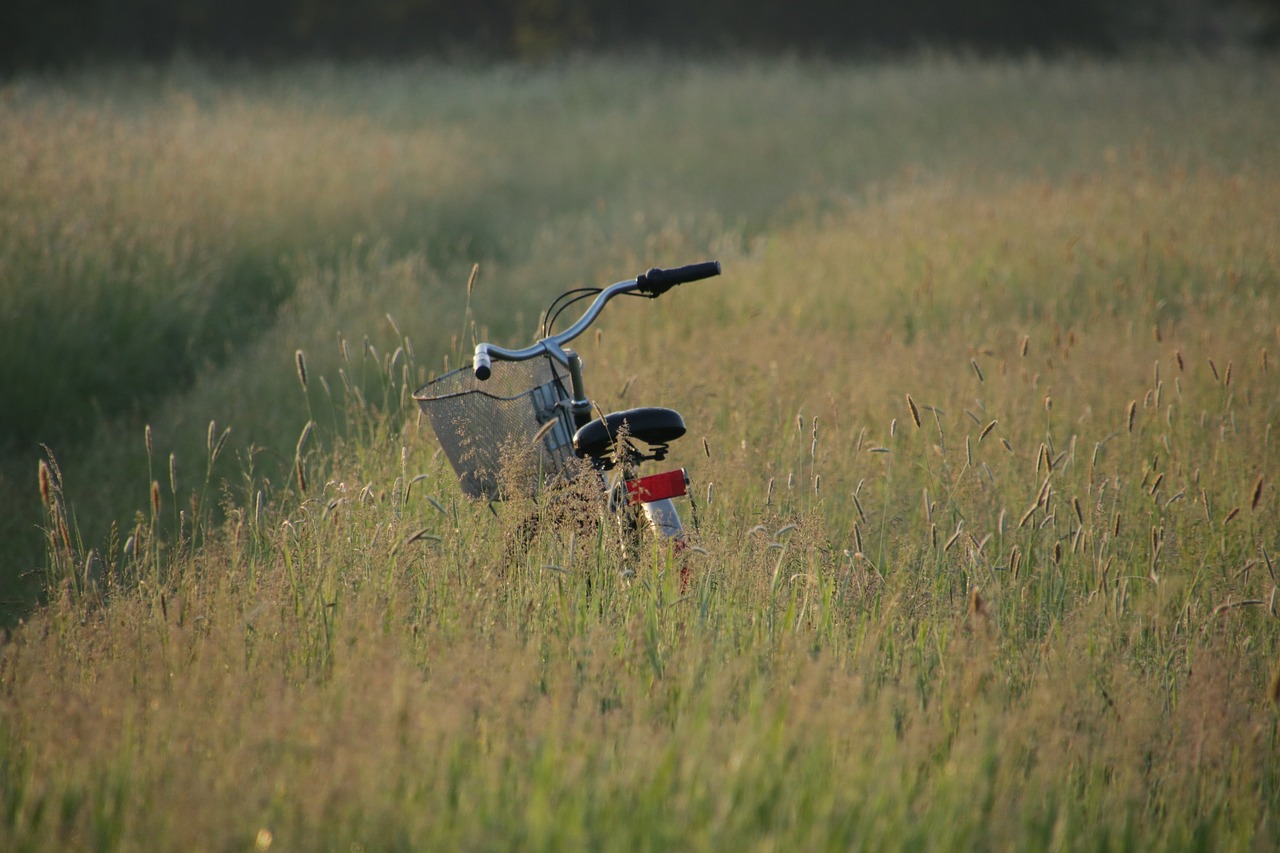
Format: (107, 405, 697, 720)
(38, 459, 54, 507)
(907, 394, 921, 428)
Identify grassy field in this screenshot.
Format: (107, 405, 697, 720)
(2, 55, 1280, 850)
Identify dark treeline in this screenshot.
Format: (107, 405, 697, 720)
(2, 0, 1278, 71)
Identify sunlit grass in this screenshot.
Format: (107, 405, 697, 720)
(2, 55, 1279, 850)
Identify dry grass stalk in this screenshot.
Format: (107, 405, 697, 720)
(945, 522, 963, 553)
(296, 421, 314, 458)
(1212, 598, 1264, 617)
(295, 421, 315, 493)
(969, 586, 986, 618)
(1020, 475, 1053, 528)
(531, 419, 558, 444)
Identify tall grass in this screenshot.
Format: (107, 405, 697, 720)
(2, 55, 1279, 849)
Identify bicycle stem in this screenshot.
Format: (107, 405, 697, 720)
(564, 351, 593, 429)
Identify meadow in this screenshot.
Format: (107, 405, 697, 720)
(2, 55, 1280, 849)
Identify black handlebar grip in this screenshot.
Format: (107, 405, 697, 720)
(474, 348, 492, 381)
(637, 261, 722, 294)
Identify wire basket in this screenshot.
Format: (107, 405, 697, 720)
(413, 356, 577, 500)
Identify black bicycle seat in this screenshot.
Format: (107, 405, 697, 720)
(573, 407, 686, 460)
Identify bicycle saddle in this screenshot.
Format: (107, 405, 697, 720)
(573, 407, 686, 463)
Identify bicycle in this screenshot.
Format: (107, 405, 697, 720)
(413, 261, 722, 572)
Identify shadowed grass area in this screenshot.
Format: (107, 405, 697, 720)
(1, 55, 1279, 849)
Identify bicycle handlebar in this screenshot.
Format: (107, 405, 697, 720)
(473, 348, 493, 380)
(473, 261, 720, 379)
(636, 261, 722, 295)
